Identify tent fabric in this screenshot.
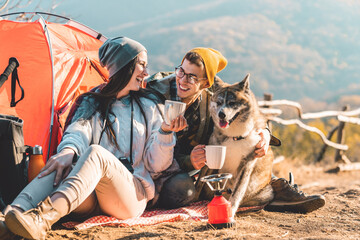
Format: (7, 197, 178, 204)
(0, 15, 108, 162)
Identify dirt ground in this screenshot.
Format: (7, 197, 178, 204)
(42, 160, 360, 240)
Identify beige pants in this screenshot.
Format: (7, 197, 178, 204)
(12, 145, 147, 220)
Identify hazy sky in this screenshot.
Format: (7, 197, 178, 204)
(1, 0, 359, 103)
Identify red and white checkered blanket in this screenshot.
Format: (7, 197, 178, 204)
(63, 200, 265, 230)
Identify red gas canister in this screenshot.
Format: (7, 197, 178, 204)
(207, 191, 235, 228)
(208, 195, 231, 224)
(201, 173, 235, 229)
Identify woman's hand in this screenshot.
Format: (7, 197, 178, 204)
(254, 128, 270, 158)
(190, 144, 206, 170)
(38, 148, 75, 186)
(161, 116, 187, 133)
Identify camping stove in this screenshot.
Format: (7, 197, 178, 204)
(200, 173, 235, 229)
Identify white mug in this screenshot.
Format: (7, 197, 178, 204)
(205, 145, 226, 169)
(164, 100, 186, 124)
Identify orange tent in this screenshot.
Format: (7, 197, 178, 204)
(0, 12, 109, 162)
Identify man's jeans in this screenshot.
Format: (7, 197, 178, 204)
(157, 171, 196, 209)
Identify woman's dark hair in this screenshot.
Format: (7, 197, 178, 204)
(81, 56, 164, 149)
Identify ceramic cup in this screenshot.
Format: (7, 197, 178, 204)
(164, 100, 186, 124)
(205, 145, 227, 169)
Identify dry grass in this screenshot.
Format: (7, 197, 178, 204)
(41, 160, 360, 240)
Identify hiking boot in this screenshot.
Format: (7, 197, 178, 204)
(0, 208, 18, 240)
(265, 172, 325, 214)
(5, 197, 62, 240)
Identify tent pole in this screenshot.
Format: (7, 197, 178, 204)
(38, 14, 55, 161)
(0, 11, 71, 21)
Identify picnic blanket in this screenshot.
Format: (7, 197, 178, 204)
(62, 201, 266, 230)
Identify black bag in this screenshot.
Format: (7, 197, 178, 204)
(0, 114, 29, 210)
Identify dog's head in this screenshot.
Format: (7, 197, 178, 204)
(210, 73, 256, 129)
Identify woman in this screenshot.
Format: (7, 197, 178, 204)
(0, 37, 187, 240)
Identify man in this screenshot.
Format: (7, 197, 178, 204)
(146, 47, 325, 214)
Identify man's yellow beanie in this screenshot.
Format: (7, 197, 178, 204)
(182, 47, 227, 87)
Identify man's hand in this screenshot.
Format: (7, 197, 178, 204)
(161, 116, 187, 133)
(254, 128, 271, 158)
(190, 144, 206, 170)
(38, 148, 75, 186)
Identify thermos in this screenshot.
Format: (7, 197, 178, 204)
(28, 145, 45, 182)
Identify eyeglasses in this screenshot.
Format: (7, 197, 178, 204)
(175, 66, 207, 85)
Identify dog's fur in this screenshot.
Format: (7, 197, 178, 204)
(195, 74, 274, 217)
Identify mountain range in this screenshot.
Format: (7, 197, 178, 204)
(2, 0, 359, 109)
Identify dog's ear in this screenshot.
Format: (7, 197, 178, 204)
(238, 73, 250, 93)
(209, 75, 225, 93)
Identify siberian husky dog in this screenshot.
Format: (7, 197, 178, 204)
(195, 74, 274, 217)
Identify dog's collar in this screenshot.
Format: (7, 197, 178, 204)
(232, 135, 246, 141)
(232, 130, 252, 141)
